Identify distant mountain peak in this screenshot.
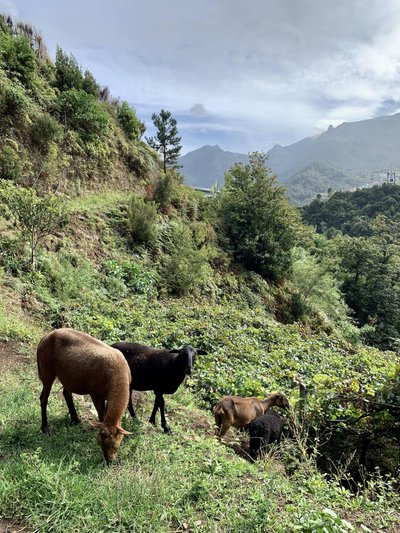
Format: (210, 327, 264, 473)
(180, 112, 400, 204)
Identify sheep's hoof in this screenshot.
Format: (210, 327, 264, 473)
(41, 426, 51, 436)
(70, 417, 81, 425)
(163, 427, 172, 435)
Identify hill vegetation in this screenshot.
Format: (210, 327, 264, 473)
(0, 14, 400, 532)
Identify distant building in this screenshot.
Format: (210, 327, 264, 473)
(387, 170, 397, 184)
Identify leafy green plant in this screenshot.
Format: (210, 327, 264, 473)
(0, 31, 36, 88)
(0, 181, 68, 268)
(103, 258, 158, 296)
(30, 113, 62, 153)
(117, 101, 142, 140)
(56, 89, 109, 142)
(158, 218, 214, 296)
(126, 194, 158, 245)
(0, 145, 22, 181)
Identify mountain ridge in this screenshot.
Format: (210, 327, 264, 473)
(179, 112, 400, 202)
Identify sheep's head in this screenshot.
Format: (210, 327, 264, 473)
(268, 392, 290, 410)
(90, 421, 131, 464)
(169, 345, 208, 375)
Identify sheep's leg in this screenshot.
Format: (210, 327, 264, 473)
(158, 395, 171, 434)
(91, 395, 106, 422)
(149, 397, 159, 426)
(250, 437, 260, 461)
(218, 421, 231, 438)
(63, 388, 81, 425)
(40, 380, 54, 435)
(127, 389, 136, 418)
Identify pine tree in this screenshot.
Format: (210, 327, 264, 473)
(146, 109, 182, 173)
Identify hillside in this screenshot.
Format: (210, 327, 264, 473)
(1, 14, 400, 532)
(1, 191, 400, 532)
(302, 182, 400, 235)
(179, 113, 400, 203)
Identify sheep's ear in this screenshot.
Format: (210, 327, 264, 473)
(196, 350, 208, 355)
(89, 420, 102, 429)
(117, 426, 132, 436)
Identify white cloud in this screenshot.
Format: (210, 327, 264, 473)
(5, 0, 400, 152)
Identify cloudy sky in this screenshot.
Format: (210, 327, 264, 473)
(2, 0, 400, 154)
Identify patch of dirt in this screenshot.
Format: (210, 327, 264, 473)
(0, 518, 29, 532)
(0, 341, 27, 374)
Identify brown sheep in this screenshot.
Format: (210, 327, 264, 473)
(213, 392, 289, 438)
(37, 328, 132, 463)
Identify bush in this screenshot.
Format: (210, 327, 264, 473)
(56, 89, 109, 141)
(30, 113, 62, 153)
(151, 171, 176, 212)
(0, 145, 22, 181)
(0, 181, 68, 268)
(103, 258, 157, 296)
(0, 81, 30, 124)
(159, 218, 213, 296)
(0, 32, 36, 88)
(126, 194, 158, 245)
(117, 101, 142, 140)
(82, 69, 100, 97)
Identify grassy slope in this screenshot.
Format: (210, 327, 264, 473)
(0, 193, 399, 532)
(1, 361, 399, 533)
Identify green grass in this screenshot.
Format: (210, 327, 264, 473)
(66, 191, 128, 213)
(0, 365, 399, 532)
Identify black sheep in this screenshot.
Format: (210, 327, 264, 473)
(248, 410, 284, 460)
(111, 342, 207, 433)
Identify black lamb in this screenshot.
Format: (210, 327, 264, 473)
(248, 410, 284, 460)
(111, 342, 207, 433)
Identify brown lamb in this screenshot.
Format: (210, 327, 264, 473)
(213, 392, 289, 438)
(37, 328, 132, 463)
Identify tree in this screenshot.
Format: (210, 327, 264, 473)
(146, 109, 182, 173)
(215, 152, 304, 282)
(54, 47, 83, 91)
(335, 218, 400, 349)
(0, 181, 68, 268)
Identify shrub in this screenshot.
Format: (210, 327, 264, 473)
(82, 69, 100, 97)
(0, 181, 68, 268)
(56, 89, 109, 141)
(0, 145, 22, 181)
(103, 258, 157, 296)
(118, 101, 142, 140)
(151, 171, 176, 212)
(159, 218, 213, 296)
(30, 113, 62, 153)
(126, 194, 158, 245)
(0, 81, 30, 123)
(0, 32, 36, 88)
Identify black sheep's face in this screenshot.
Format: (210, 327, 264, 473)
(182, 345, 197, 375)
(170, 345, 208, 375)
